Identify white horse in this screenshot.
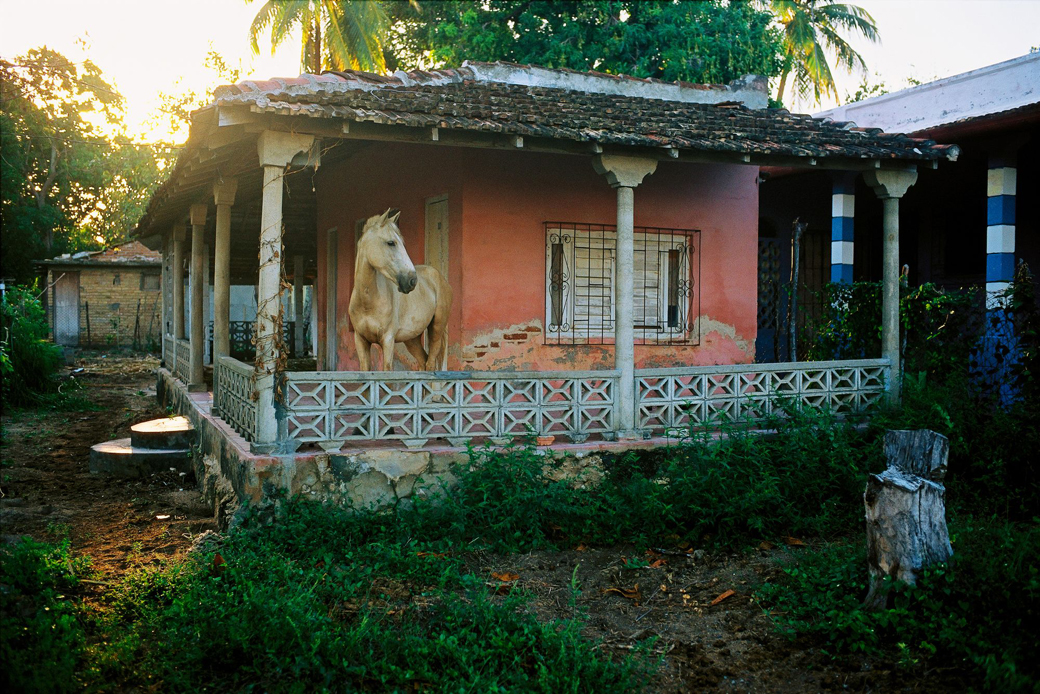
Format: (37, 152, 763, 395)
(348, 209, 453, 371)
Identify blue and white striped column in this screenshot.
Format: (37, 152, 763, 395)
(831, 173, 856, 283)
(986, 158, 1016, 306)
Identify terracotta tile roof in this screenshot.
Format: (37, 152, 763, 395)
(211, 62, 958, 162)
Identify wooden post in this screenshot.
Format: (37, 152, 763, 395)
(863, 429, 952, 610)
(85, 300, 91, 347)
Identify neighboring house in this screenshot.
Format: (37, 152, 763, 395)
(132, 61, 953, 473)
(38, 241, 162, 349)
(758, 51, 1039, 361)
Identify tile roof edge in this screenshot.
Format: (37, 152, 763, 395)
(212, 62, 769, 108)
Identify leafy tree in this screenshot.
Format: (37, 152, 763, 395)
(152, 50, 243, 144)
(247, 0, 388, 74)
(768, 0, 879, 105)
(1, 48, 165, 283)
(385, 0, 783, 86)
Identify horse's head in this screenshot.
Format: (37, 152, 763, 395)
(358, 208, 418, 294)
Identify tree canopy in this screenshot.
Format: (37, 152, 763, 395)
(386, 0, 783, 86)
(0, 48, 167, 283)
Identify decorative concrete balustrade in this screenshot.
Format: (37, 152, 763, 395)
(213, 356, 258, 442)
(175, 339, 191, 383)
(204, 358, 889, 448)
(637, 358, 889, 433)
(283, 370, 619, 449)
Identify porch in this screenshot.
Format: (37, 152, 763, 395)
(160, 346, 889, 453)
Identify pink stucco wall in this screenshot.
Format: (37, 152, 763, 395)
(315, 142, 758, 371)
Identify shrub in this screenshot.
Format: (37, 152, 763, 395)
(0, 284, 64, 407)
(0, 538, 90, 694)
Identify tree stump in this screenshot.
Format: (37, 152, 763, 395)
(863, 430, 952, 610)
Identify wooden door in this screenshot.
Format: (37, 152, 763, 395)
(54, 271, 80, 346)
(424, 196, 449, 279)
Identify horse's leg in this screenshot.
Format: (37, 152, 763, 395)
(425, 280, 453, 371)
(404, 336, 427, 368)
(354, 333, 372, 371)
(380, 334, 396, 371)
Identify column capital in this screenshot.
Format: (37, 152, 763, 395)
(190, 203, 208, 227)
(864, 168, 918, 200)
(592, 154, 658, 189)
(213, 178, 238, 207)
(257, 130, 318, 168)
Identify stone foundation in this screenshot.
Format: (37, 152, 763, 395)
(157, 367, 685, 527)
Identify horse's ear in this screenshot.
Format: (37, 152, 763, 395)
(387, 208, 401, 225)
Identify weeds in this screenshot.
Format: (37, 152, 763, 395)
(756, 518, 1040, 692)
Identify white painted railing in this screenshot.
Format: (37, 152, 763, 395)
(283, 370, 618, 448)
(214, 356, 258, 442)
(637, 359, 889, 433)
(175, 338, 191, 382)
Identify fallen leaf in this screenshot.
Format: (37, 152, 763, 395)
(416, 551, 448, 559)
(758, 540, 774, 551)
(210, 553, 226, 577)
(491, 571, 520, 582)
(574, 543, 588, 552)
(784, 537, 806, 547)
(602, 583, 642, 605)
(649, 558, 667, 569)
(711, 589, 736, 606)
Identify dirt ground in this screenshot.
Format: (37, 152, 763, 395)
(1, 355, 966, 692)
(472, 546, 969, 693)
(0, 354, 217, 577)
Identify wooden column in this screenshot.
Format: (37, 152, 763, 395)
(188, 203, 208, 391)
(593, 154, 657, 438)
(864, 169, 917, 402)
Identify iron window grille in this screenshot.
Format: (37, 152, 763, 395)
(545, 222, 700, 346)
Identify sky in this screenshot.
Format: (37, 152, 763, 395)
(1, 0, 1038, 141)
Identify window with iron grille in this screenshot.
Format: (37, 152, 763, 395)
(545, 223, 700, 345)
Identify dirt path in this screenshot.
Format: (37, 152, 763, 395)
(0, 354, 216, 577)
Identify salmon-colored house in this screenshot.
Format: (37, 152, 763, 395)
(135, 62, 956, 485)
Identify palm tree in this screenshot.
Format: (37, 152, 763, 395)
(247, 0, 388, 75)
(769, 0, 879, 106)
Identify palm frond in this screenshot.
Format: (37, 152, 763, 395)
(325, 0, 388, 73)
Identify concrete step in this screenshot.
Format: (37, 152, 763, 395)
(130, 416, 195, 450)
(89, 438, 191, 478)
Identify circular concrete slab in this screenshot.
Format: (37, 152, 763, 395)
(131, 416, 196, 450)
(89, 438, 192, 478)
